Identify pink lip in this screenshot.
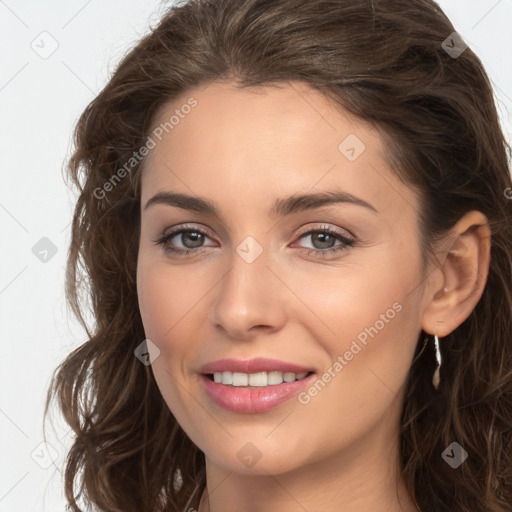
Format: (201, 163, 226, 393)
(199, 372, 316, 414)
(199, 357, 314, 375)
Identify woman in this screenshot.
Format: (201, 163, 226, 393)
(46, 0, 512, 510)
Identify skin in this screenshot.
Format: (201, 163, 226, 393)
(136, 80, 491, 512)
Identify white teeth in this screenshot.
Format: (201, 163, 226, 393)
(283, 372, 296, 383)
(222, 371, 233, 385)
(232, 372, 248, 386)
(267, 371, 284, 385)
(211, 370, 310, 387)
(248, 372, 267, 386)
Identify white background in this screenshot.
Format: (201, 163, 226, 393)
(1, 1, 511, 510)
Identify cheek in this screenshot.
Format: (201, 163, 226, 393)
(289, 248, 422, 388)
(136, 261, 198, 422)
(136, 257, 214, 400)
(290, 270, 420, 455)
(137, 257, 207, 343)
(287, 252, 413, 337)
(137, 266, 174, 341)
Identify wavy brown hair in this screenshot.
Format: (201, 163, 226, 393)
(45, 0, 512, 510)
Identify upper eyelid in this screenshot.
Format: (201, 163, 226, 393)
(164, 224, 215, 240)
(161, 223, 355, 246)
(162, 223, 353, 237)
(295, 223, 354, 239)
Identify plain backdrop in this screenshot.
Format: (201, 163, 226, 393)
(1, 0, 511, 510)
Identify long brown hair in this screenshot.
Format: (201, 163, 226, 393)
(45, 0, 512, 510)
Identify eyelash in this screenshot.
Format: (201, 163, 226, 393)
(152, 223, 356, 258)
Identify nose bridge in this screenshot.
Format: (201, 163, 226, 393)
(209, 235, 285, 337)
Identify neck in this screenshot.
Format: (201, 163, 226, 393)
(197, 433, 418, 512)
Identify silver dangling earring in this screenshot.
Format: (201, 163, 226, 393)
(432, 334, 442, 390)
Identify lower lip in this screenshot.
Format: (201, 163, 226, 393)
(199, 373, 316, 413)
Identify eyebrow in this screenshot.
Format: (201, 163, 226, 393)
(143, 189, 378, 216)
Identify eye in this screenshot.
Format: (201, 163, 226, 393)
(152, 224, 216, 256)
(152, 223, 356, 258)
(292, 225, 356, 257)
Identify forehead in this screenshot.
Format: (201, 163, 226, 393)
(144, 79, 379, 165)
(140, 80, 416, 219)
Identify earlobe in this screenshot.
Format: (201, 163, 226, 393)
(421, 210, 491, 337)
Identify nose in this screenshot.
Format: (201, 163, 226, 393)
(209, 245, 287, 340)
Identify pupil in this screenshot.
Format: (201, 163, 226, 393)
(183, 232, 203, 248)
(313, 232, 335, 249)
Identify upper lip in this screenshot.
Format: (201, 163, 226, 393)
(199, 357, 315, 375)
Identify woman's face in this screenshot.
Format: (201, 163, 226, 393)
(137, 80, 431, 475)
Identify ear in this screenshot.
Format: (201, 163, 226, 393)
(421, 210, 491, 337)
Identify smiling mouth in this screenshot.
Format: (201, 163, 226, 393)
(206, 370, 315, 387)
